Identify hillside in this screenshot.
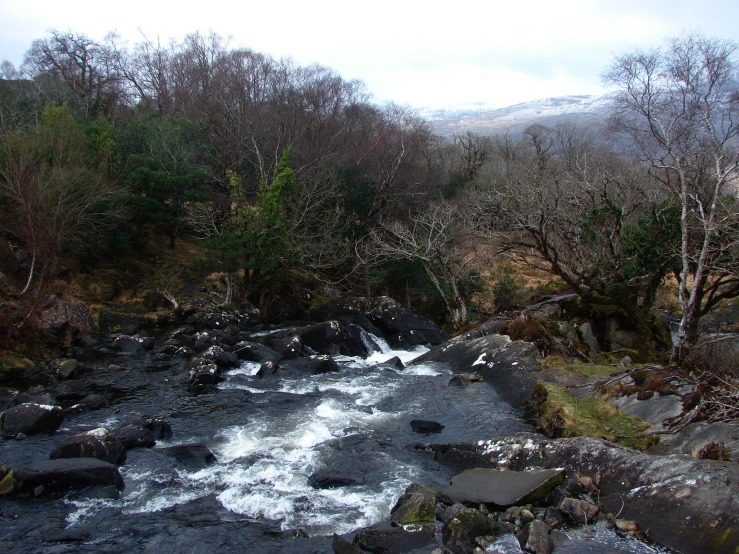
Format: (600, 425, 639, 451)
(421, 92, 616, 137)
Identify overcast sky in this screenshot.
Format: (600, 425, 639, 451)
(2, 0, 739, 109)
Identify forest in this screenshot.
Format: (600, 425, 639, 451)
(1, 29, 739, 366)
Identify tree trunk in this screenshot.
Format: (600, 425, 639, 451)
(423, 264, 462, 329)
(19, 251, 36, 296)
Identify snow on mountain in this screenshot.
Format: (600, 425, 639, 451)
(421, 92, 617, 137)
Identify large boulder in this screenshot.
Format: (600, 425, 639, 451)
(232, 341, 282, 362)
(198, 345, 239, 369)
(1, 403, 64, 439)
(414, 333, 565, 408)
(188, 362, 224, 393)
(267, 335, 303, 359)
(37, 298, 94, 347)
(298, 321, 368, 357)
(353, 525, 436, 553)
(50, 428, 127, 466)
(158, 443, 216, 468)
(314, 297, 450, 348)
(14, 458, 124, 494)
(282, 355, 340, 375)
(434, 433, 739, 554)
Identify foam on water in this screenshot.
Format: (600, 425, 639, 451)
(65, 338, 474, 537)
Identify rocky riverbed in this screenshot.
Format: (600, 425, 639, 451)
(0, 297, 736, 553)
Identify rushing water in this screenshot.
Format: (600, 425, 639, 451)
(62, 335, 530, 538)
(0, 333, 675, 552)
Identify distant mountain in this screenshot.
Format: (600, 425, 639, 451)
(421, 93, 617, 137)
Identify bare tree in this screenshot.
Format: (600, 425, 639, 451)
(454, 131, 493, 180)
(360, 200, 479, 328)
(605, 32, 739, 363)
(0, 104, 127, 294)
(468, 135, 676, 354)
(22, 30, 125, 117)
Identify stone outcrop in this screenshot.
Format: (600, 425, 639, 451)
(432, 433, 739, 554)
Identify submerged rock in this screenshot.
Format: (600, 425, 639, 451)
(410, 419, 445, 434)
(158, 443, 216, 468)
(308, 471, 364, 489)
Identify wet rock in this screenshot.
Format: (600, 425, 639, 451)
(37, 298, 94, 347)
(233, 341, 283, 362)
(415, 334, 550, 408)
(332, 533, 364, 554)
(558, 498, 599, 524)
(1, 403, 64, 439)
(517, 520, 552, 554)
(443, 468, 566, 508)
(450, 433, 739, 554)
(0, 388, 18, 411)
(199, 345, 239, 368)
(410, 419, 445, 434)
(50, 428, 127, 465)
(469, 371, 485, 382)
(256, 359, 279, 377)
(299, 321, 352, 356)
(442, 507, 491, 554)
(14, 458, 124, 494)
(390, 490, 436, 526)
(42, 525, 93, 543)
(353, 524, 436, 554)
(79, 394, 108, 411)
(540, 506, 565, 529)
(308, 471, 364, 489)
(0, 468, 15, 496)
(15, 386, 54, 406)
(49, 358, 78, 380)
(267, 335, 303, 358)
(113, 425, 155, 449)
(127, 415, 172, 441)
(112, 335, 146, 354)
(448, 373, 470, 387)
(487, 533, 525, 553)
(436, 502, 466, 524)
(284, 355, 340, 375)
(158, 443, 216, 468)
(188, 362, 224, 393)
(376, 356, 405, 371)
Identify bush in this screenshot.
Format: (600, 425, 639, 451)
(491, 265, 525, 311)
(687, 338, 739, 378)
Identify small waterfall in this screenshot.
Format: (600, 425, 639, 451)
(358, 328, 392, 354)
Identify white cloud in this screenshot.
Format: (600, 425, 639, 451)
(2, 0, 738, 108)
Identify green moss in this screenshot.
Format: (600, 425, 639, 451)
(531, 381, 657, 451)
(541, 357, 619, 379)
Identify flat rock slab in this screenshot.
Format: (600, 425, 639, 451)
(611, 393, 683, 432)
(14, 458, 124, 494)
(443, 468, 565, 507)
